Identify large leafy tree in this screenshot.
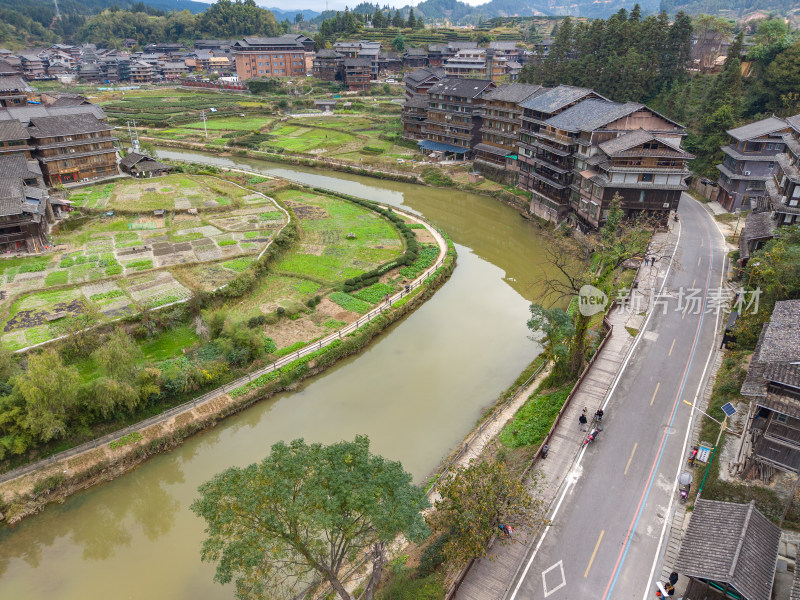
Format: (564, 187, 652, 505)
(428, 459, 546, 564)
(191, 435, 428, 600)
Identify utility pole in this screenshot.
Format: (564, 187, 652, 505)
(696, 413, 727, 501)
(127, 119, 140, 153)
(201, 109, 208, 139)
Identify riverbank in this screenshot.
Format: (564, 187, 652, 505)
(0, 194, 455, 525)
(141, 137, 535, 219)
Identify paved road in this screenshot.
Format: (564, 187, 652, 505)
(507, 195, 728, 600)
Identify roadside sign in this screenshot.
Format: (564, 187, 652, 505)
(697, 442, 713, 463)
(721, 402, 737, 417)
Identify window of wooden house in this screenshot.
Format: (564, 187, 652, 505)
(643, 142, 658, 150)
(744, 141, 761, 152)
(640, 173, 654, 183)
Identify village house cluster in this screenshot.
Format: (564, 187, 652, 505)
(0, 76, 119, 252)
(401, 70, 693, 228)
(0, 41, 239, 85)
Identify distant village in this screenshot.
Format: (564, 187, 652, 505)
(0, 28, 797, 256)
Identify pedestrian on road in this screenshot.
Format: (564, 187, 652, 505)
(579, 413, 588, 431)
(668, 572, 678, 586)
(644, 256, 649, 266)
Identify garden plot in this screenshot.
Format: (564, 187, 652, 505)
(273, 189, 403, 283)
(207, 205, 285, 232)
(123, 271, 192, 309)
(81, 281, 132, 316)
(71, 175, 247, 211)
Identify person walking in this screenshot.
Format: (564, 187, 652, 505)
(579, 413, 588, 431)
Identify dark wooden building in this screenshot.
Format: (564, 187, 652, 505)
(312, 49, 343, 81)
(0, 119, 33, 158)
(420, 78, 495, 160)
(474, 83, 543, 173)
(0, 75, 31, 108)
(28, 113, 118, 185)
(343, 57, 371, 92)
(119, 152, 174, 178)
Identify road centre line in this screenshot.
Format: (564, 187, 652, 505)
(650, 383, 660, 406)
(640, 202, 729, 600)
(624, 443, 638, 476)
(697, 255, 701, 266)
(585, 530, 605, 578)
(602, 203, 715, 600)
(668, 339, 676, 356)
(507, 221, 682, 600)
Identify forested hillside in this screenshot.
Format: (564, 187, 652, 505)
(660, 0, 799, 16)
(520, 9, 800, 178)
(0, 0, 282, 49)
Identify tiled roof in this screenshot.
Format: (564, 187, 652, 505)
(315, 49, 342, 59)
(405, 47, 427, 56)
(448, 41, 478, 50)
(758, 300, 800, 363)
(48, 94, 90, 107)
(727, 116, 788, 141)
(599, 129, 655, 155)
(545, 98, 643, 133)
(427, 77, 494, 98)
(236, 37, 303, 48)
(0, 119, 29, 142)
(763, 362, 800, 389)
(483, 83, 542, 104)
(675, 499, 780, 600)
(344, 57, 372, 68)
(0, 104, 106, 126)
(28, 113, 112, 138)
(0, 154, 37, 179)
(743, 210, 777, 241)
(403, 94, 429, 109)
(742, 300, 800, 398)
(0, 176, 24, 216)
(0, 75, 30, 92)
(489, 41, 520, 50)
(786, 114, 800, 135)
(518, 85, 595, 114)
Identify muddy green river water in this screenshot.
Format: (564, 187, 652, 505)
(0, 151, 555, 599)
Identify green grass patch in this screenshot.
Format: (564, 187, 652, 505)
(399, 246, 439, 279)
(500, 383, 575, 449)
(274, 341, 308, 357)
(106, 265, 123, 276)
(322, 318, 346, 329)
(244, 231, 259, 239)
(141, 324, 200, 361)
(328, 291, 371, 314)
(353, 282, 395, 304)
(217, 240, 238, 247)
(109, 431, 143, 450)
(44, 271, 69, 286)
(125, 259, 154, 271)
(222, 257, 254, 272)
(259, 211, 284, 221)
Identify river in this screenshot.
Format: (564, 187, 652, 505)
(0, 150, 554, 599)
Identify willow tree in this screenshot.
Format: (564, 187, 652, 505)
(191, 435, 428, 600)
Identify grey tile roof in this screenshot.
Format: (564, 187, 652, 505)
(0, 75, 30, 92)
(405, 47, 427, 56)
(0, 104, 106, 126)
(483, 83, 542, 104)
(448, 41, 478, 50)
(545, 98, 643, 133)
(742, 300, 800, 398)
(786, 114, 800, 135)
(744, 210, 777, 241)
(315, 49, 342, 59)
(759, 300, 800, 363)
(599, 129, 656, 155)
(427, 77, 494, 98)
(763, 362, 800, 389)
(403, 94, 429, 109)
(0, 154, 36, 180)
(518, 85, 594, 114)
(727, 116, 788, 142)
(236, 37, 303, 48)
(344, 57, 372, 68)
(674, 499, 780, 600)
(0, 176, 24, 216)
(0, 118, 29, 142)
(489, 41, 520, 50)
(28, 113, 112, 138)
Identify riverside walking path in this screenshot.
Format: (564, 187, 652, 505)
(453, 245, 666, 600)
(0, 202, 448, 494)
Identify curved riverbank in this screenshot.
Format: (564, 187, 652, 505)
(0, 196, 454, 525)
